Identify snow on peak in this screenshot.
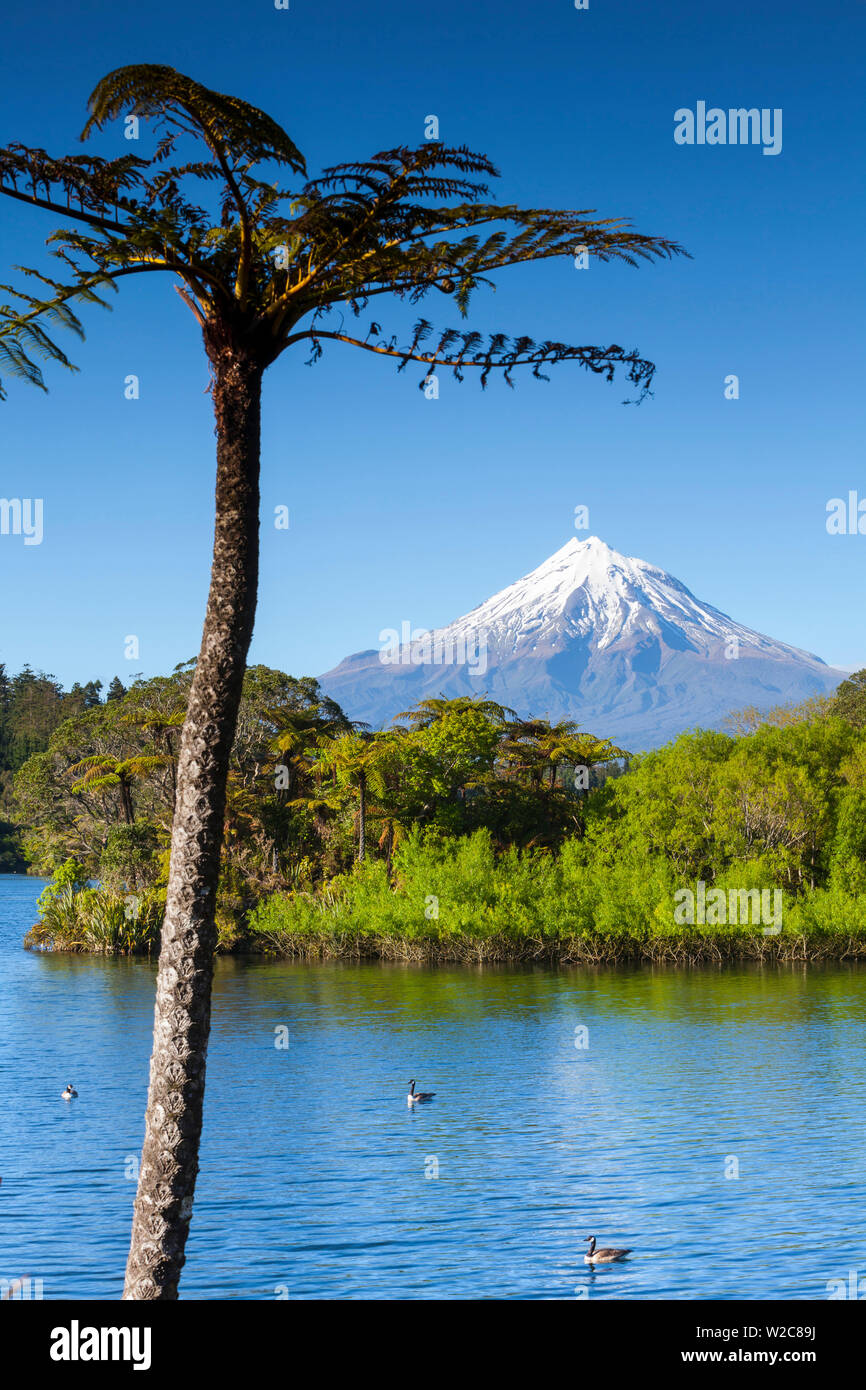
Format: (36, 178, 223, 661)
(432, 537, 824, 665)
(320, 535, 839, 748)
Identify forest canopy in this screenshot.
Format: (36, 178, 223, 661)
(3, 658, 866, 954)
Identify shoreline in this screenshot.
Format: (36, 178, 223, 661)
(245, 928, 866, 964)
(24, 924, 866, 964)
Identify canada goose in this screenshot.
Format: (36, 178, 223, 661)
(584, 1236, 631, 1264)
(407, 1079, 436, 1105)
(61, 1084, 78, 1101)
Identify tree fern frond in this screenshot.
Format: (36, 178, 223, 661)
(82, 65, 307, 175)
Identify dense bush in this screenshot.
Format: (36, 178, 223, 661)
(25, 858, 163, 954)
(10, 664, 866, 959)
(249, 826, 866, 962)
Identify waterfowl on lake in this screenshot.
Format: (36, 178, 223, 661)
(61, 1084, 77, 1100)
(584, 1236, 631, 1264)
(407, 1079, 436, 1105)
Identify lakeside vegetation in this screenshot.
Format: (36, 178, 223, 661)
(5, 659, 866, 961)
(0, 663, 125, 870)
(248, 828, 866, 963)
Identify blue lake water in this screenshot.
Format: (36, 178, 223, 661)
(1, 872, 864, 1300)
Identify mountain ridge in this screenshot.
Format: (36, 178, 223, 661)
(319, 537, 844, 749)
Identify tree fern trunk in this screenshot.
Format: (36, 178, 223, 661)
(119, 773, 135, 826)
(385, 821, 394, 881)
(123, 349, 262, 1300)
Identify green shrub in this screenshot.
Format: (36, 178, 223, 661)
(26, 860, 163, 954)
(248, 827, 866, 961)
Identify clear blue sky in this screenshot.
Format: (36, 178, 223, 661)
(1, 0, 864, 692)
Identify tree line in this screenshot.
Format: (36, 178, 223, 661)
(0, 663, 126, 868)
(9, 662, 866, 903)
(248, 669, 866, 962)
(11, 661, 625, 932)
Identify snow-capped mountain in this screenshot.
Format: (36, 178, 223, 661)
(319, 537, 844, 750)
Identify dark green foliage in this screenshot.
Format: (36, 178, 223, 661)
(0, 663, 109, 853)
(831, 668, 866, 729)
(100, 821, 162, 892)
(0, 817, 25, 871)
(11, 665, 866, 951)
(0, 663, 67, 777)
(250, 710, 866, 961)
(12, 669, 621, 923)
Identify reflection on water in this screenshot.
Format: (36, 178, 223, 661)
(1, 874, 865, 1300)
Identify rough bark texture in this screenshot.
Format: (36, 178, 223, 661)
(123, 349, 262, 1300)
